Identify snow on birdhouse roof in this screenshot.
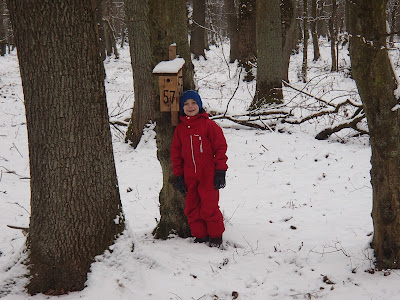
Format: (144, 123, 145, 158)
(152, 57, 185, 74)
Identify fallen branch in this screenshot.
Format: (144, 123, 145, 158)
(0, 166, 30, 179)
(283, 99, 363, 125)
(315, 114, 367, 140)
(7, 225, 29, 236)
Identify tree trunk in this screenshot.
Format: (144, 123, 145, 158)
(6, 0, 125, 294)
(347, 0, 400, 269)
(150, 0, 194, 239)
(389, 0, 399, 46)
(0, 0, 6, 56)
(329, 0, 337, 71)
(124, 0, 158, 148)
(311, 0, 320, 61)
(224, 0, 239, 63)
(317, 0, 327, 38)
(190, 0, 206, 59)
(281, 0, 297, 82)
(238, 0, 256, 81)
(301, 0, 308, 83)
(250, 0, 283, 109)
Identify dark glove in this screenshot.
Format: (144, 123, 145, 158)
(214, 170, 226, 190)
(176, 175, 187, 194)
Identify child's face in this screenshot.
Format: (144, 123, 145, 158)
(183, 99, 199, 116)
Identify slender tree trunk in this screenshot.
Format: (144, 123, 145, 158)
(190, 0, 206, 59)
(329, 0, 337, 71)
(6, 0, 124, 294)
(389, 0, 399, 46)
(238, 0, 256, 81)
(0, 0, 6, 56)
(311, 0, 320, 61)
(301, 0, 308, 82)
(250, 0, 283, 109)
(281, 0, 297, 82)
(124, 0, 158, 148)
(225, 0, 239, 63)
(347, 0, 400, 269)
(151, 0, 194, 239)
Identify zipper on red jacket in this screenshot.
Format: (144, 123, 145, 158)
(190, 135, 197, 173)
(194, 134, 203, 153)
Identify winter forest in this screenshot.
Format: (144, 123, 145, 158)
(1, 0, 400, 299)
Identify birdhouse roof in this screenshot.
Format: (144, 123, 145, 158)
(152, 57, 185, 75)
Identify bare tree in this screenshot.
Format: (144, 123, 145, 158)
(149, 0, 195, 239)
(250, 0, 284, 109)
(328, 0, 337, 71)
(124, 0, 157, 148)
(238, 0, 256, 81)
(224, 0, 239, 62)
(348, 0, 400, 269)
(191, 0, 206, 59)
(301, 0, 309, 82)
(6, 0, 125, 294)
(311, 0, 321, 60)
(0, 0, 7, 55)
(281, 0, 298, 82)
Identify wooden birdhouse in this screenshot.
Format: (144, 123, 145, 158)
(152, 44, 185, 126)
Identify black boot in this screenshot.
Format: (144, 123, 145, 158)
(209, 236, 222, 248)
(194, 236, 209, 243)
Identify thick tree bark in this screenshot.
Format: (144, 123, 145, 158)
(124, 0, 158, 148)
(347, 0, 400, 269)
(150, 0, 194, 239)
(7, 0, 125, 294)
(238, 0, 256, 81)
(250, 0, 283, 109)
(190, 0, 206, 59)
(224, 0, 239, 63)
(311, 0, 320, 61)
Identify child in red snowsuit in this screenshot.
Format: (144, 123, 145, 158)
(171, 90, 228, 247)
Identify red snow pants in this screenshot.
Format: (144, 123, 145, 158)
(184, 171, 225, 239)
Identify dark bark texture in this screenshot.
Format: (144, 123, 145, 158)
(329, 0, 337, 71)
(238, 0, 256, 81)
(6, 0, 124, 294)
(0, 0, 6, 56)
(347, 0, 400, 269)
(224, 0, 239, 63)
(311, 0, 320, 61)
(301, 0, 308, 82)
(150, 0, 194, 239)
(281, 0, 297, 82)
(124, 0, 158, 148)
(190, 0, 206, 59)
(250, 0, 283, 109)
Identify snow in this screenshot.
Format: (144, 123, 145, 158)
(1, 41, 400, 299)
(391, 104, 400, 111)
(152, 58, 185, 74)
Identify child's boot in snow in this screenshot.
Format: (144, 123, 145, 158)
(209, 236, 222, 248)
(194, 236, 209, 243)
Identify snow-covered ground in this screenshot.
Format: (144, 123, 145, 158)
(1, 41, 399, 299)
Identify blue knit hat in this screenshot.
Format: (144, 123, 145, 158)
(180, 90, 203, 112)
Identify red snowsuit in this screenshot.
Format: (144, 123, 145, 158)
(171, 112, 228, 239)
